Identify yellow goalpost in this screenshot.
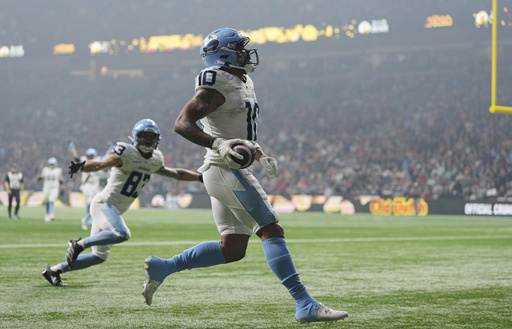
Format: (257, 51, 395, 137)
(489, 0, 512, 113)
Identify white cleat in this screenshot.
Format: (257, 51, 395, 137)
(300, 303, 348, 324)
(142, 277, 162, 306)
(142, 258, 162, 306)
(81, 217, 88, 230)
(44, 215, 51, 222)
(315, 303, 348, 323)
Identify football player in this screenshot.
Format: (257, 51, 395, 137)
(38, 157, 63, 222)
(142, 28, 348, 324)
(79, 148, 101, 230)
(42, 119, 202, 287)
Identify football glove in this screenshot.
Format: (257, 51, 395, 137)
(68, 160, 85, 178)
(249, 142, 278, 177)
(259, 154, 278, 177)
(211, 138, 244, 169)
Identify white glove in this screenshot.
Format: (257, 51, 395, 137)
(211, 138, 243, 169)
(260, 154, 278, 177)
(250, 142, 278, 177)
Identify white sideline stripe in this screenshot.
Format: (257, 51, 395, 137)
(1, 235, 511, 249)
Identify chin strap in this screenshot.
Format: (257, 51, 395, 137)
(214, 60, 255, 74)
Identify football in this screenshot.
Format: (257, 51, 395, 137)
(230, 142, 257, 169)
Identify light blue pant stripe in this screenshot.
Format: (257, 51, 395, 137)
(102, 202, 129, 238)
(232, 170, 276, 228)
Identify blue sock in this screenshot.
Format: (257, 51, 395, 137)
(151, 241, 226, 282)
(171, 241, 226, 272)
(61, 253, 104, 272)
(49, 202, 55, 216)
(262, 237, 317, 312)
(83, 230, 127, 247)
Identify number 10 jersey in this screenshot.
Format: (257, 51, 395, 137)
(195, 66, 260, 170)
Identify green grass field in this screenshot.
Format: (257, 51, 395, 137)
(0, 207, 511, 328)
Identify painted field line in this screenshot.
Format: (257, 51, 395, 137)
(1, 235, 511, 249)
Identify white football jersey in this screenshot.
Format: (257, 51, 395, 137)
(41, 167, 62, 189)
(93, 142, 164, 214)
(196, 66, 259, 167)
(80, 170, 101, 203)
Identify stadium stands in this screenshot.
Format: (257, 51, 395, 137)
(2, 1, 512, 204)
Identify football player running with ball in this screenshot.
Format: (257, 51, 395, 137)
(42, 119, 202, 287)
(142, 28, 348, 324)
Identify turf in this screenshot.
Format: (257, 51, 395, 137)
(0, 207, 511, 328)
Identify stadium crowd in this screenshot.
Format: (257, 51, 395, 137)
(2, 43, 512, 205)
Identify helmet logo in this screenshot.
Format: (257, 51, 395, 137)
(202, 35, 220, 56)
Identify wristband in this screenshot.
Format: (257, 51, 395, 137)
(209, 137, 217, 149)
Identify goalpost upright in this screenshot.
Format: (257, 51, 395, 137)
(489, 0, 512, 113)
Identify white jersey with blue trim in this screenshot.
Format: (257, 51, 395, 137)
(93, 142, 164, 214)
(42, 167, 62, 190)
(195, 66, 259, 170)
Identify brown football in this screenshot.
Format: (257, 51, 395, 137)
(230, 143, 257, 169)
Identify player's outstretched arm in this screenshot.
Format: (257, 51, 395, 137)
(82, 154, 122, 172)
(69, 153, 122, 178)
(156, 167, 203, 182)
